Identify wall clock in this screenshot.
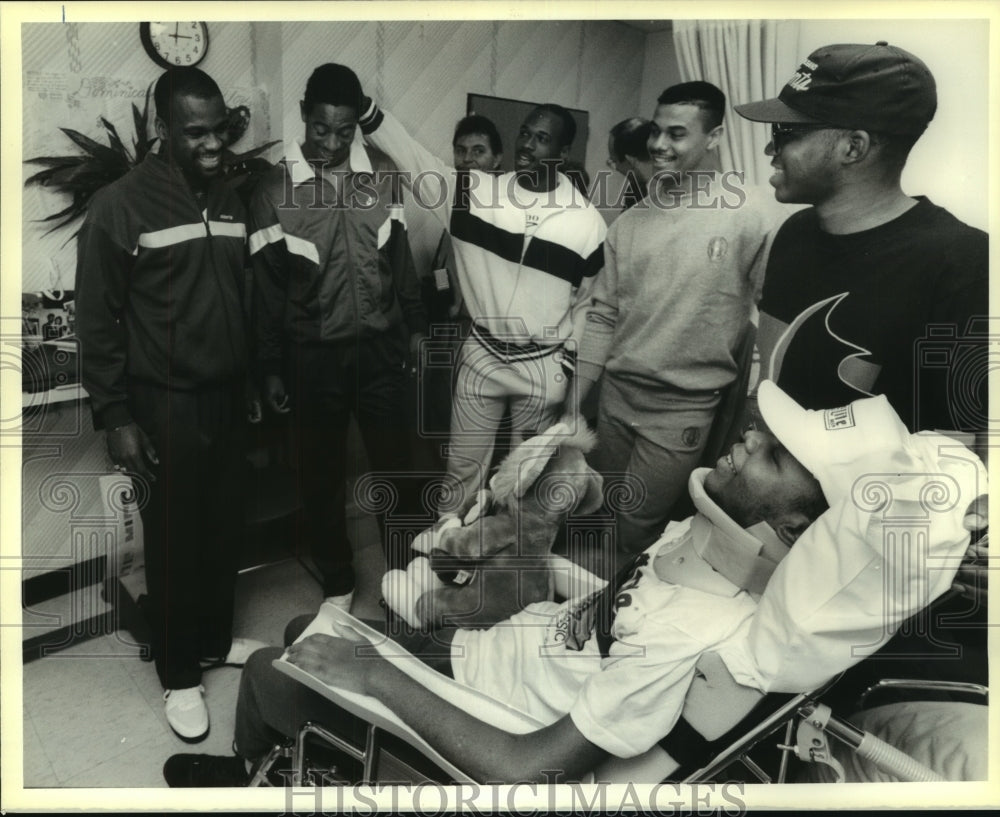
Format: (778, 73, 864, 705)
(139, 22, 209, 69)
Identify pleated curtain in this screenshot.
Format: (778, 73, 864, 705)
(673, 19, 801, 185)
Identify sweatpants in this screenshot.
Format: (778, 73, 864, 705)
(128, 380, 245, 690)
(591, 376, 719, 554)
(443, 333, 568, 512)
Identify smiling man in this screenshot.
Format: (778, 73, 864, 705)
(249, 63, 428, 604)
(452, 114, 503, 172)
(734, 42, 988, 435)
(566, 81, 784, 555)
(75, 67, 264, 742)
(356, 91, 606, 513)
(163, 380, 983, 786)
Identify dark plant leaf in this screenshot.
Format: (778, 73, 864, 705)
(51, 162, 115, 187)
(58, 127, 123, 166)
(38, 200, 83, 223)
(134, 84, 158, 162)
(26, 161, 97, 187)
(132, 103, 145, 144)
(39, 204, 88, 238)
(101, 117, 134, 165)
(24, 155, 90, 168)
(24, 159, 88, 186)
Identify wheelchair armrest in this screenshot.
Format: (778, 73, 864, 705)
(683, 652, 766, 740)
(857, 678, 989, 709)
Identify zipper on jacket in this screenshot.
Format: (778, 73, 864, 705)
(193, 189, 243, 379)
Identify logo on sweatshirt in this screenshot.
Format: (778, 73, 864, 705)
(707, 236, 729, 261)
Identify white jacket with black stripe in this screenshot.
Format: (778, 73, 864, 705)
(358, 102, 605, 358)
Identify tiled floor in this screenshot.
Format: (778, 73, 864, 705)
(22, 531, 387, 789)
(21, 409, 402, 790)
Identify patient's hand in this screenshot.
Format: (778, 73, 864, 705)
(954, 494, 988, 607)
(285, 633, 379, 692)
(963, 494, 988, 534)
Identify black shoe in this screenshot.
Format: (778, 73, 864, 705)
(163, 753, 250, 787)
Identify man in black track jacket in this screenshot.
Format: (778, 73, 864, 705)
(76, 67, 263, 743)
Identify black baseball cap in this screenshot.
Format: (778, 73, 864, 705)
(734, 42, 937, 135)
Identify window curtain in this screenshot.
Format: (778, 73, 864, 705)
(673, 19, 801, 185)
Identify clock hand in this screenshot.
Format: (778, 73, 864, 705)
(171, 22, 179, 42)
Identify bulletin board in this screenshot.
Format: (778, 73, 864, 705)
(466, 93, 590, 173)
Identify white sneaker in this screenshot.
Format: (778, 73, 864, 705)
(323, 590, 354, 613)
(222, 637, 269, 666)
(200, 637, 269, 668)
(164, 685, 209, 743)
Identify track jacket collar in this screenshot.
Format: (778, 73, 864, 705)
(140, 150, 226, 216)
(284, 135, 373, 187)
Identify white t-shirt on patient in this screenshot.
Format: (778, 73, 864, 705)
(451, 472, 763, 759)
(452, 434, 983, 759)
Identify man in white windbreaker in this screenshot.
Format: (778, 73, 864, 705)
(357, 92, 606, 514)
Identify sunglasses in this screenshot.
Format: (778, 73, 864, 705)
(770, 122, 829, 152)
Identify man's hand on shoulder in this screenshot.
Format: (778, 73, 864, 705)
(107, 422, 158, 483)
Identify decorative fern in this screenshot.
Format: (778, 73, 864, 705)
(24, 85, 279, 241)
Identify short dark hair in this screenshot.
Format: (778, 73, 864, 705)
(303, 63, 363, 115)
(868, 130, 921, 173)
(657, 81, 726, 131)
(453, 115, 503, 155)
(529, 104, 576, 149)
(609, 117, 652, 162)
(154, 68, 223, 122)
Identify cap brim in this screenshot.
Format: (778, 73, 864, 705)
(757, 380, 814, 473)
(734, 97, 825, 125)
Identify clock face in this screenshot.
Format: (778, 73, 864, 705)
(140, 22, 209, 69)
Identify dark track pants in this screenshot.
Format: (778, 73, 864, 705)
(129, 380, 245, 690)
(286, 335, 418, 597)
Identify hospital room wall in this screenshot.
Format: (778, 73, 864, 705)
(639, 28, 683, 121)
